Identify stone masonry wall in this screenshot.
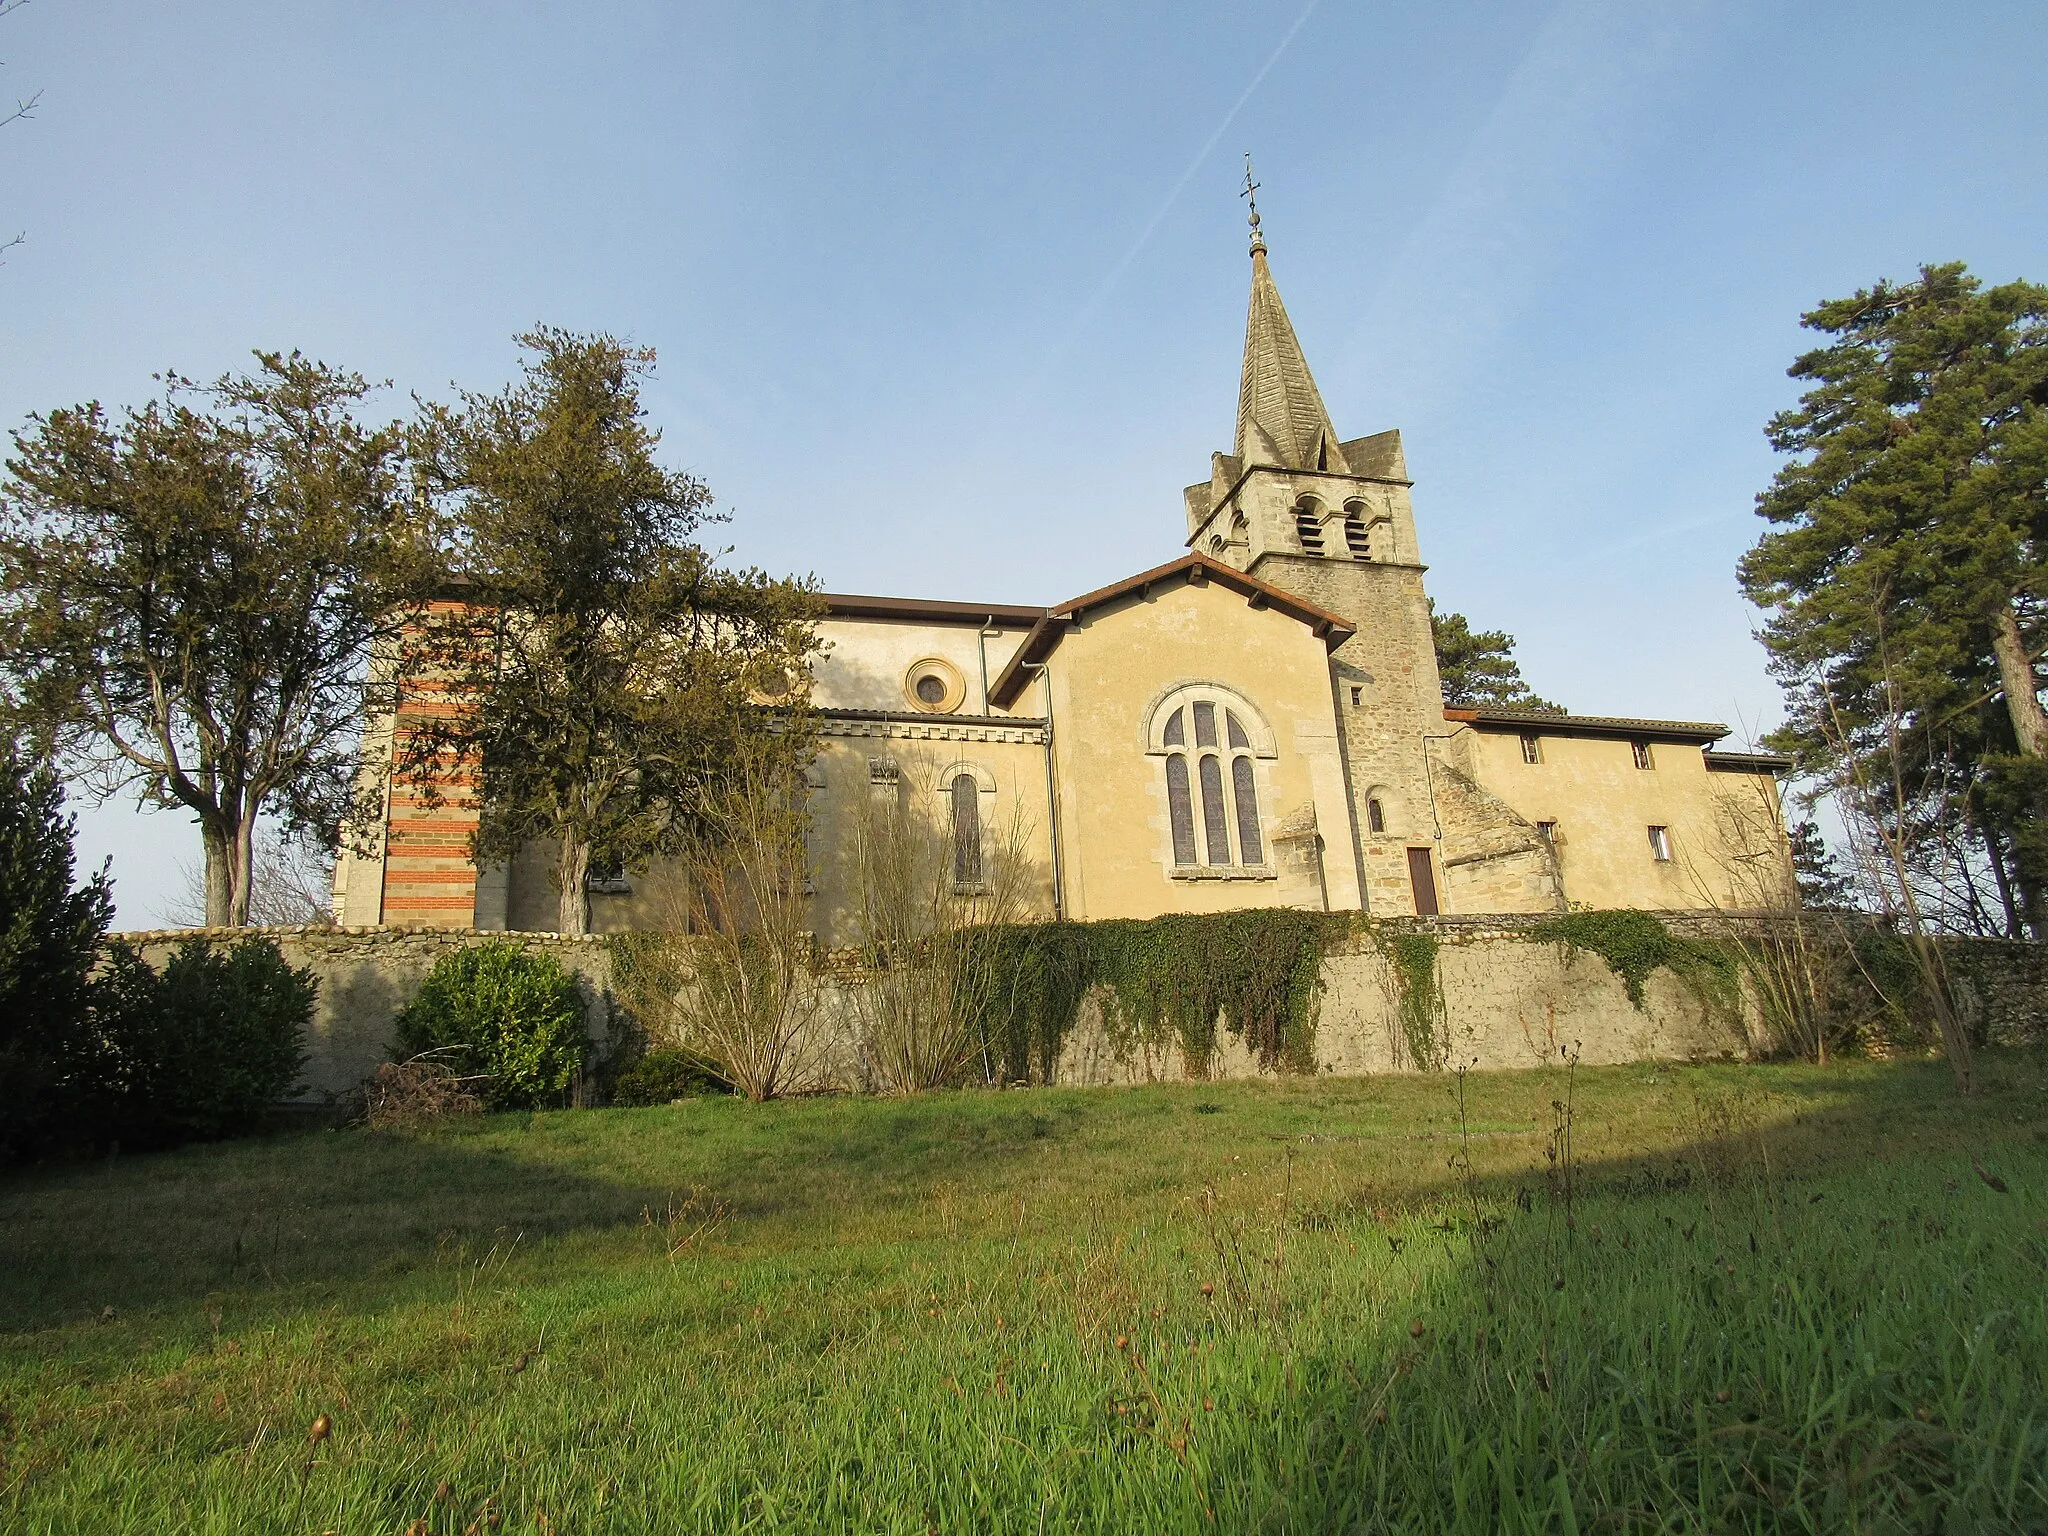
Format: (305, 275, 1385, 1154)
(105, 917, 2047, 1104)
(108, 927, 618, 1101)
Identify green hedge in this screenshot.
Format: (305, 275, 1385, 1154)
(394, 941, 590, 1109)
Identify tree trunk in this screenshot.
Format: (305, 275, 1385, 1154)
(1991, 605, 2048, 757)
(1982, 817, 2022, 938)
(202, 820, 233, 927)
(198, 813, 256, 927)
(556, 831, 590, 936)
(228, 813, 255, 926)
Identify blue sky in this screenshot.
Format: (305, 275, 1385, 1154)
(3, 0, 2044, 924)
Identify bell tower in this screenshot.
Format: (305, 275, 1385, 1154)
(1182, 176, 1517, 915)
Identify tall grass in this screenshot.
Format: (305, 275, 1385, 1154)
(2, 1056, 2043, 1532)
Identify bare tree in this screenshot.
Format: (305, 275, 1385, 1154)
(610, 733, 831, 1102)
(847, 751, 1040, 1094)
(1, 0, 42, 261)
(1688, 773, 1839, 1063)
(1814, 652, 1976, 1095)
(160, 829, 335, 929)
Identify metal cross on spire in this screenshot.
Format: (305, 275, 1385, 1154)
(1241, 154, 1265, 255)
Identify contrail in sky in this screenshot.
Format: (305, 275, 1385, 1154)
(1087, 0, 1323, 307)
(1011, 0, 1323, 408)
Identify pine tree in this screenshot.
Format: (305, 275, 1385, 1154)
(0, 739, 114, 1158)
(1430, 602, 1563, 712)
(1739, 263, 2048, 927)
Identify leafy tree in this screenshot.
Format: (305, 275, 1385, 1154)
(398, 328, 822, 935)
(1430, 601, 1563, 712)
(0, 354, 433, 926)
(1738, 263, 2048, 929)
(0, 737, 113, 1158)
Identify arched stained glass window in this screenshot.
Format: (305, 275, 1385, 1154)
(1198, 754, 1229, 865)
(1149, 686, 1275, 876)
(1232, 755, 1262, 864)
(951, 773, 981, 887)
(1166, 754, 1197, 865)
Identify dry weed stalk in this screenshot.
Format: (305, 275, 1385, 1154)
(641, 1186, 731, 1259)
(1690, 773, 1841, 1062)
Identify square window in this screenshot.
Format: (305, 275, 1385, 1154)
(1632, 740, 1654, 770)
(1648, 825, 1672, 862)
(1520, 733, 1542, 765)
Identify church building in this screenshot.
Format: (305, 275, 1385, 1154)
(335, 221, 1792, 934)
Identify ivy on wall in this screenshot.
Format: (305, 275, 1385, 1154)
(965, 909, 1345, 1080)
(1374, 929, 1446, 1070)
(1528, 909, 1740, 1015)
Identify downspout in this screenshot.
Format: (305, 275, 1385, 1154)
(1023, 660, 1064, 921)
(977, 618, 995, 714)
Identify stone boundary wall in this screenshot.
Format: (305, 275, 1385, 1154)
(107, 927, 619, 1100)
(104, 915, 2048, 1102)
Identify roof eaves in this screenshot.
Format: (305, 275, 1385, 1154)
(987, 555, 1355, 708)
(986, 613, 1069, 710)
(1704, 749, 1795, 771)
(1450, 706, 1730, 744)
(822, 593, 1048, 626)
(1054, 554, 1354, 640)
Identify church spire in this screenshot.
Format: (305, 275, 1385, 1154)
(1234, 163, 1345, 473)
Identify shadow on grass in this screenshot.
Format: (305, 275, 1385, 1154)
(0, 1124, 675, 1334)
(2, 1052, 2040, 1344)
(1207, 1052, 2048, 1530)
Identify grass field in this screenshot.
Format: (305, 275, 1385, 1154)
(3, 1053, 2046, 1533)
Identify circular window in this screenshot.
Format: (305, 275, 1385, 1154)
(904, 656, 967, 714)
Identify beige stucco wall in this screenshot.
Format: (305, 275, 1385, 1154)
(1455, 726, 1791, 911)
(804, 728, 1056, 947)
(1041, 578, 1354, 920)
(813, 616, 1034, 716)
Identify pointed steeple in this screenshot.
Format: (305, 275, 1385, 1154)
(1234, 189, 1346, 474)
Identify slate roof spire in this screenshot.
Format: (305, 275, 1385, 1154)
(1234, 170, 1346, 474)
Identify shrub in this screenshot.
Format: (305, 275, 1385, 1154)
(0, 742, 115, 1160)
(92, 936, 315, 1147)
(610, 1047, 730, 1106)
(394, 941, 590, 1109)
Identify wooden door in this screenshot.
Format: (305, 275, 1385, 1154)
(1406, 846, 1439, 916)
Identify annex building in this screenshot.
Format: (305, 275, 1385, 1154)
(335, 227, 1793, 936)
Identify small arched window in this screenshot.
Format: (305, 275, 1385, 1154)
(950, 772, 981, 887)
(1149, 685, 1276, 875)
(1367, 796, 1387, 834)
